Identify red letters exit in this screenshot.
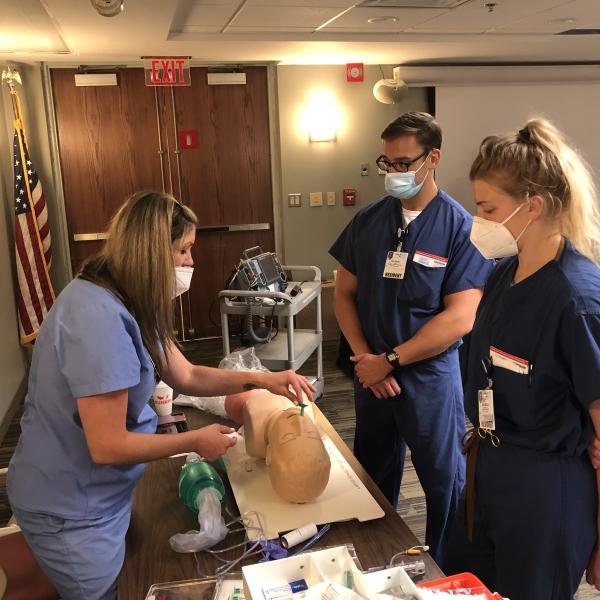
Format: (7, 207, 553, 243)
(144, 57, 191, 87)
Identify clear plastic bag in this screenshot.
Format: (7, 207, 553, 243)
(173, 348, 270, 415)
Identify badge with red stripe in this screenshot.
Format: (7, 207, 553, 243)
(490, 346, 529, 375)
(412, 250, 448, 268)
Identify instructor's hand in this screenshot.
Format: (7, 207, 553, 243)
(194, 424, 237, 461)
(262, 370, 316, 403)
(352, 353, 393, 388)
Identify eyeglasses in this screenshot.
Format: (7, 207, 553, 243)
(375, 149, 430, 173)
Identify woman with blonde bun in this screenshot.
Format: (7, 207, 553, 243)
(444, 119, 600, 599)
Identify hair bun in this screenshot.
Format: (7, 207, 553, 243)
(517, 127, 534, 144)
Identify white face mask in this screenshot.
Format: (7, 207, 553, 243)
(173, 266, 194, 298)
(470, 202, 531, 260)
(384, 152, 431, 200)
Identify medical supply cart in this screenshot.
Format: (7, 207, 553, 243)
(219, 266, 324, 399)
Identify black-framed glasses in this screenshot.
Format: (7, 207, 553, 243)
(376, 149, 430, 173)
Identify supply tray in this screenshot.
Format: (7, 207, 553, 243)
(146, 573, 243, 600)
(145, 545, 362, 600)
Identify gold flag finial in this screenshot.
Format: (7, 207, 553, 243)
(1, 67, 22, 89)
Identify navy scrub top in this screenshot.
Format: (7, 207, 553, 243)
(464, 240, 600, 456)
(329, 190, 494, 356)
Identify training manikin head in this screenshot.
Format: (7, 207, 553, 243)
(264, 406, 331, 504)
(239, 392, 299, 459)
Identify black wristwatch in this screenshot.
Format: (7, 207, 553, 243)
(384, 350, 401, 370)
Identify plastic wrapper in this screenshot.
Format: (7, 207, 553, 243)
(173, 348, 270, 415)
(169, 486, 228, 553)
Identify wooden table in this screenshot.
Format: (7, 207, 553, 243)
(118, 405, 444, 598)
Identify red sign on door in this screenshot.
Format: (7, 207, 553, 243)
(144, 57, 191, 86)
(179, 129, 198, 150)
(346, 63, 364, 83)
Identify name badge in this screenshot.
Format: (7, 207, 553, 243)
(383, 251, 408, 279)
(490, 346, 529, 375)
(478, 389, 496, 430)
(413, 250, 448, 268)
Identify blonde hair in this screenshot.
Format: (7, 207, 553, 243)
(470, 118, 600, 264)
(80, 191, 197, 371)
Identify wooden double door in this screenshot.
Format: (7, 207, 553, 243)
(51, 66, 275, 339)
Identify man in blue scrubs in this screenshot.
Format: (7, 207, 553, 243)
(330, 112, 493, 563)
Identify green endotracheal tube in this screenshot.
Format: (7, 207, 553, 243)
(178, 459, 225, 513)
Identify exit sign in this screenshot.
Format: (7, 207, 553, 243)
(143, 57, 191, 86)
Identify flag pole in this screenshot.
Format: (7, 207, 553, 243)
(3, 66, 56, 344)
(1, 67, 22, 121)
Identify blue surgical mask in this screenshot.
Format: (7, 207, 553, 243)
(384, 152, 431, 200)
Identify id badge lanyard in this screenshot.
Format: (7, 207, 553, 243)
(383, 226, 409, 280)
(477, 358, 499, 446)
(396, 226, 408, 252)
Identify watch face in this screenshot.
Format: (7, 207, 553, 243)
(387, 352, 397, 363)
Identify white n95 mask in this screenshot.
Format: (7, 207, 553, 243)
(470, 203, 531, 259)
(173, 266, 194, 298)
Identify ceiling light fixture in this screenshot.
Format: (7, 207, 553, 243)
(90, 0, 125, 18)
(367, 16, 399, 24)
(550, 17, 577, 25)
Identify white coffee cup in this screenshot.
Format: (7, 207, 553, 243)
(152, 381, 173, 416)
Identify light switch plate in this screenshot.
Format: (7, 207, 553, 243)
(327, 191, 336, 206)
(309, 192, 323, 207)
(288, 193, 301, 207)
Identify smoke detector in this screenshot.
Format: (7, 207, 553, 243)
(90, 0, 124, 17)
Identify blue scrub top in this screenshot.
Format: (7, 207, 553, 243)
(465, 240, 600, 456)
(329, 190, 494, 356)
(8, 278, 157, 519)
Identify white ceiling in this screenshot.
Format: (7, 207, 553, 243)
(2, 0, 600, 65)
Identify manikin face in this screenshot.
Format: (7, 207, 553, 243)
(265, 407, 331, 503)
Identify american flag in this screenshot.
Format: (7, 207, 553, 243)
(13, 93, 55, 344)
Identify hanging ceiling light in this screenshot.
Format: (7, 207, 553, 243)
(372, 77, 408, 104)
(90, 0, 125, 17)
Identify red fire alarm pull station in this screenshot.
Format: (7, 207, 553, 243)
(343, 188, 357, 206)
(346, 63, 364, 83)
(179, 129, 198, 150)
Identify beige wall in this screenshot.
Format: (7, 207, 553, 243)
(436, 83, 600, 212)
(276, 65, 429, 279)
(0, 62, 68, 425)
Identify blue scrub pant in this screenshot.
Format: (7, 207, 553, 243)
(444, 441, 597, 600)
(11, 501, 131, 600)
(353, 350, 466, 565)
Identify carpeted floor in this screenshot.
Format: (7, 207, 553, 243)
(1, 336, 597, 597)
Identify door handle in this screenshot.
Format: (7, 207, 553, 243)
(73, 233, 108, 241)
(196, 223, 270, 233)
(73, 223, 270, 241)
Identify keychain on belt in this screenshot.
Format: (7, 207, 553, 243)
(383, 226, 409, 280)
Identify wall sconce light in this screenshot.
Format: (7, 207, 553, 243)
(304, 90, 340, 142)
(309, 122, 336, 143)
